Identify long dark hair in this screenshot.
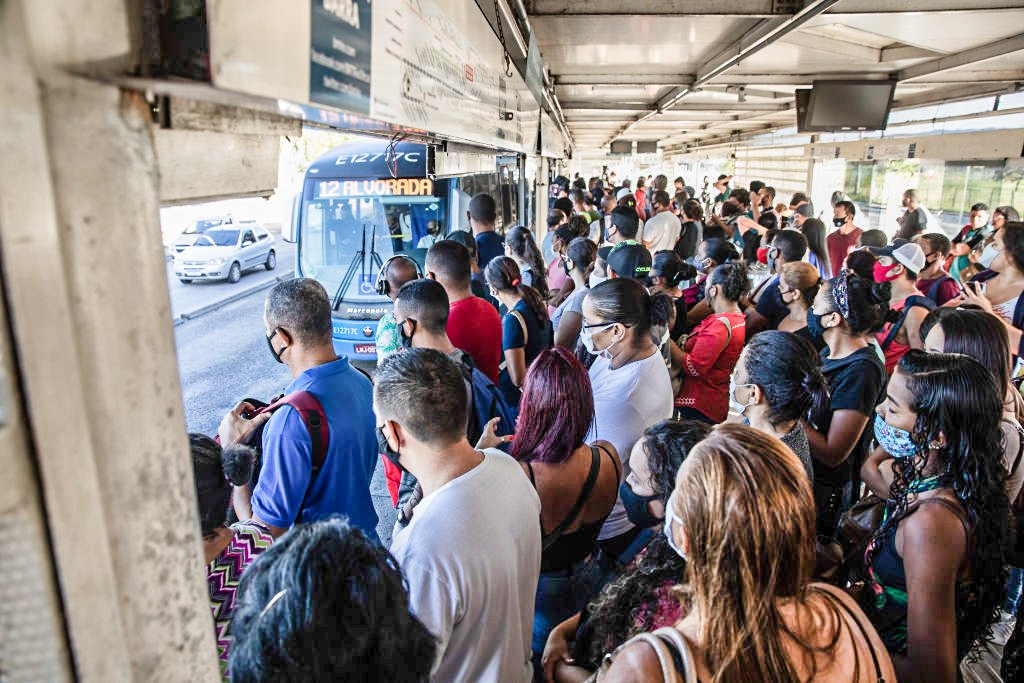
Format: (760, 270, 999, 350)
(485, 255, 549, 323)
(580, 420, 711, 667)
(801, 218, 832, 278)
(506, 225, 550, 298)
(867, 350, 1009, 658)
(742, 331, 829, 427)
(921, 306, 1011, 402)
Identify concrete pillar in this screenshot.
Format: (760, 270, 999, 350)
(0, 0, 220, 680)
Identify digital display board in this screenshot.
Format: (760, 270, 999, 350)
(315, 178, 434, 199)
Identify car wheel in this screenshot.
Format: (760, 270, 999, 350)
(265, 250, 277, 271)
(179, 278, 193, 284)
(227, 262, 241, 283)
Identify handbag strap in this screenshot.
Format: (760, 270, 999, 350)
(510, 309, 528, 346)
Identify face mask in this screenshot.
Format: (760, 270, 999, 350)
(266, 328, 286, 364)
(873, 261, 902, 283)
(756, 247, 769, 264)
(805, 310, 829, 346)
(729, 376, 756, 415)
(833, 217, 847, 228)
(604, 225, 617, 242)
(980, 244, 1000, 269)
(619, 480, 662, 528)
(873, 414, 917, 458)
(589, 272, 608, 288)
(378, 425, 406, 473)
(398, 319, 416, 350)
(580, 322, 616, 358)
(561, 256, 572, 278)
(663, 500, 686, 559)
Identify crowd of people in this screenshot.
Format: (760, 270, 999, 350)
(194, 172, 1024, 682)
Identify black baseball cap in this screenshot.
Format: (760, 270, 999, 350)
(606, 242, 652, 281)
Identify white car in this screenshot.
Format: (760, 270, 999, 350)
(172, 215, 235, 253)
(174, 223, 276, 284)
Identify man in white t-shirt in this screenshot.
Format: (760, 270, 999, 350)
(641, 189, 681, 256)
(377, 348, 541, 683)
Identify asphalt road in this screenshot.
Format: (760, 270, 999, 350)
(173, 285, 398, 544)
(166, 239, 297, 320)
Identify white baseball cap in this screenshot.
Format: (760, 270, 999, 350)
(869, 241, 926, 274)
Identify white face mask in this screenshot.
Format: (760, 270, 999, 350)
(728, 375, 756, 415)
(663, 498, 686, 559)
(580, 322, 617, 359)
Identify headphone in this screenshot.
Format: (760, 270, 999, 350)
(376, 254, 423, 296)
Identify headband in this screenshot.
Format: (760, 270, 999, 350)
(831, 269, 851, 319)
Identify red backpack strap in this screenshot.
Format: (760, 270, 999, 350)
(261, 391, 330, 521)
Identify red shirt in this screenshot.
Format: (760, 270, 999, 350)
(448, 296, 502, 383)
(916, 275, 960, 306)
(674, 312, 747, 423)
(827, 227, 862, 278)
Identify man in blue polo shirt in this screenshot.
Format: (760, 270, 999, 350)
(219, 278, 379, 540)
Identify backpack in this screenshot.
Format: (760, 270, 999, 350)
(922, 275, 955, 304)
(238, 391, 330, 524)
(879, 295, 936, 351)
(458, 356, 519, 446)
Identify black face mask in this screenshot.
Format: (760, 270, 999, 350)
(805, 311, 828, 347)
(399, 318, 417, 350)
(266, 327, 287, 364)
(833, 217, 846, 228)
(619, 480, 662, 529)
(378, 425, 405, 473)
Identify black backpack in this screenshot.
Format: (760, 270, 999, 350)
(879, 295, 936, 351)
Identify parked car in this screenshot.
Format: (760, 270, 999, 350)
(172, 215, 235, 253)
(174, 222, 276, 284)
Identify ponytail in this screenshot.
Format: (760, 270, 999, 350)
(507, 225, 549, 299)
(485, 255, 549, 324)
(744, 331, 828, 427)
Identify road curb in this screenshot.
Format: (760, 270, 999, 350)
(173, 270, 294, 326)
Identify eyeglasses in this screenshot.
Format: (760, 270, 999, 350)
(582, 321, 616, 331)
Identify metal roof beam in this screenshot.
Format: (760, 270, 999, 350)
(527, 0, 780, 16)
(605, 0, 839, 145)
(555, 74, 695, 86)
(561, 101, 790, 112)
(897, 33, 1024, 81)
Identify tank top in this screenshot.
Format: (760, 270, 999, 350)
(862, 477, 977, 659)
(527, 445, 619, 573)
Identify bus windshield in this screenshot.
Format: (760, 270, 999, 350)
(298, 177, 448, 303)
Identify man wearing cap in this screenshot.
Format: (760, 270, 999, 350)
(868, 241, 929, 373)
(606, 242, 653, 282)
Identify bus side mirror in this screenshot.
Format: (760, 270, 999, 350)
(282, 191, 300, 243)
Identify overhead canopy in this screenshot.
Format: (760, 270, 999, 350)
(522, 0, 1024, 153)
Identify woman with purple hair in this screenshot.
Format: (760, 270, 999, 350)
(510, 346, 622, 679)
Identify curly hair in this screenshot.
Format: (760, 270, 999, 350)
(229, 518, 436, 682)
(866, 350, 1009, 660)
(577, 420, 711, 668)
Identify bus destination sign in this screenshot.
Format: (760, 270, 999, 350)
(315, 178, 434, 198)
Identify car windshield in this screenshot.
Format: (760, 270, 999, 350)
(195, 229, 239, 247)
(184, 218, 224, 234)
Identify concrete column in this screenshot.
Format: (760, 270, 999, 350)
(0, 0, 220, 680)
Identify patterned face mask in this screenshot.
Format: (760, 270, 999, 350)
(873, 414, 917, 458)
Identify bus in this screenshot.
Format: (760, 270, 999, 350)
(290, 137, 526, 362)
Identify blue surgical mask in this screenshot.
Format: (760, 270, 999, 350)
(873, 414, 917, 458)
(663, 499, 686, 559)
(805, 310, 828, 347)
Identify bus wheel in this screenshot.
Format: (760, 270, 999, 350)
(227, 262, 241, 283)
